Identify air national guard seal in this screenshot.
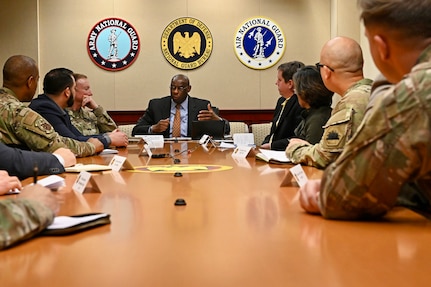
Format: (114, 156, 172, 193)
(161, 17, 213, 70)
(234, 17, 285, 70)
(87, 18, 140, 71)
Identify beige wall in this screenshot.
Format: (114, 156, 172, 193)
(0, 0, 378, 111)
(0, 0, 38, 63)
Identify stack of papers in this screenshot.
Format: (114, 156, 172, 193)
(37, 175, 66, 190)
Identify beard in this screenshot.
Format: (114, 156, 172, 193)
(66, 94, 75, 107)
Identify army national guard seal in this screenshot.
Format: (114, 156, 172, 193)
(161, 17, 213, 70)
(234, 17, 285, 70)
(87, 18, 140, 71)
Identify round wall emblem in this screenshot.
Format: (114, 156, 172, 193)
(161, 17, 213, 70)
(87, 18, 140, 71)
(234, 17, 285, 70)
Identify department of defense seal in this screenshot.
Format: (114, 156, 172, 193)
(161, 17, 213, 70)
(234, 17, 285, 70)
(87, 18, 140, 71)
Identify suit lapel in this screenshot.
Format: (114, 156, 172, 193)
(187, 97, 196, 135)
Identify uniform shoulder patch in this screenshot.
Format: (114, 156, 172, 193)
(21, 109, 55, 134)
(326, 131, 340, 140)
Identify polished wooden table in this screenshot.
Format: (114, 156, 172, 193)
(1, 142, 431, 287)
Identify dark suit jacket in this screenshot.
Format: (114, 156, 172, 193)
(29, 94, 110, 148)
(0, 143, 64, 180)
(132, 96, 230, 137)
(262, 95, 303, 151)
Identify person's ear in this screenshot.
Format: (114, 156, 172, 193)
(321, 67, 331, 82)
(373, 34, 389, 61)
(64, 86, 71, 97)
(26, 75, 35, 89)
(187, 85, 191, 93)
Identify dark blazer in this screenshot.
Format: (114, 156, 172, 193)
(294, 106, 332, 145)
(262, 95, 303, 151)
(29, 94, 110, 148)
(0, 143, 64, 180)
(132, 95, 230, 137)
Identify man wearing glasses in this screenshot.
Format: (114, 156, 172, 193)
(132, 74, 230, 137)
(286, 36, 372, 168)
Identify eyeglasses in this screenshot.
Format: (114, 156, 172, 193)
(315, 62, 335, 72)
(170, 85, 188, 91)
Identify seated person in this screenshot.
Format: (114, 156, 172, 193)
(67, 73, 118, 135)
(132, 74, 230, 137)
(292, 66, 333, 145)
(299, 0, 431, 220)
(0, 172, 58, 250)
(0, 141, 75, 180)
(0, 55, 100, 157)
(286, 37, 372, 168)
(260, 61, 305, 151)
(29, 68, 128, 149)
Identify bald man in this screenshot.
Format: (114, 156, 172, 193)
(0, 55, 100, 157)
(299, 0, 431, 220)
(286, 36, 372, 168)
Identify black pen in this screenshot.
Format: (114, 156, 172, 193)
(33, 164, 38, 184)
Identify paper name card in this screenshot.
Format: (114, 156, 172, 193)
(109, 155, 135, 171)
(289, 164, 309, 187)
(233, 133, 255, 146)
(72, 171, 101, 194)
(138, 143, 152, 157)
(139, 135, 164, 148)
(231, 146, 252, 158)
(199, 134, 210, 145)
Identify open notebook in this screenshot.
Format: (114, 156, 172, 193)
(255, 149, 291, 164)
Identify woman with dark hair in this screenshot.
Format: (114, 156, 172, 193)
(292, 66, 333, 144)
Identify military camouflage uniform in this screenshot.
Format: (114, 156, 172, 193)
(67, 106, 117, 136)
(286, 79, 372, 168)
(319, 45, 431, 220)
(0, 88, 95, 157)
(0, 198, 54, 250)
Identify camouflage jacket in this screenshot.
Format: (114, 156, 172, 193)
(0, 198, 54, 250)
(286, 78, 372, 168)
(66, 106, 117, 136)
(319, 45, 431, 220)
(0, 88, 95, 157)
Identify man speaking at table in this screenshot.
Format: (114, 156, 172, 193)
(132, 74, 230, 138)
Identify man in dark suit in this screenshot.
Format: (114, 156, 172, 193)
(260, 61, 305, 151)
(132, 74, 230, 137)
(0, 142, 75, 180)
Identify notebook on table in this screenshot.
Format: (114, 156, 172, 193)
(191, 120, 225, 140)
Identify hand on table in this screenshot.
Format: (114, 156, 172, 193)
(299, 179, 322, 215)
(19, 184, 59, 215)
(0, 170, 22, 195)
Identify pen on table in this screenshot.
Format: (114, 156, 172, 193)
(33, 164, 38, 184)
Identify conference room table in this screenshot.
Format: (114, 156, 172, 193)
(1, 141, 430, 287)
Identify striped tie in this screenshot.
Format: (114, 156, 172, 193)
(172, 104, 181, 137)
